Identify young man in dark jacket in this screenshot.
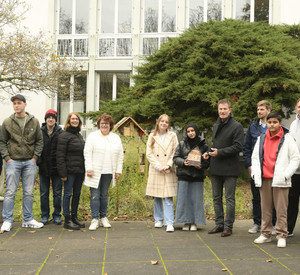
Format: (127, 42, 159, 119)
(0, 94, 43, 232)
(205, 99, 244, 237)
(243, 100, 274, 234)
(38, 109, 63, 225)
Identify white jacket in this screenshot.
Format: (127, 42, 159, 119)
(289, 115, 300, 174)
(84, 130, 124, 188)
(251, 132, 300, 188)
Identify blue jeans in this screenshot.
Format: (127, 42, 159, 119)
(62, 173, 84, 217)
(39, 175, 63, 219)
(2, 160, 37, 222)
(211, 175, 237, 229)
(154, 197, 174, 225)
(90, 174, 112, 219)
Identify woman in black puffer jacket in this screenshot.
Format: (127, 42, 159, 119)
(57, 112, 85, 230)
(173, 124, 209, 231)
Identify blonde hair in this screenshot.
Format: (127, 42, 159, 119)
(150, 114, 170, 148)
(64, 112, 82, 130)
(257, 100, 272, 110)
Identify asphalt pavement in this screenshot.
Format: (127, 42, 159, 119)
(0, 219, 299, 275)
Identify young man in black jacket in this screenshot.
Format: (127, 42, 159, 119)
(38, 109, 63, 225)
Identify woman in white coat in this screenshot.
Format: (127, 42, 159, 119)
(146, 114, 178, 232)
(84, 114, 124, 230)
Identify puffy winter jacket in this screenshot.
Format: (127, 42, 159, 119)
(56, 126, 85, 177)
(38, 123, 63, 176)
(173, 136, 209, 181)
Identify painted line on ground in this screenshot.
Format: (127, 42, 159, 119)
(101, 228, 108, 275)
(196, 233, 233, 275)
(0, 228, 20, 249)
(36, 229, 64, 275)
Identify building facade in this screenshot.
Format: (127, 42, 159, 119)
(40, 0, 300, 133)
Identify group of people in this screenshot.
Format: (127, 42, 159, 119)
(146, 99, 300, 249)
(0, 95, 299, 249)
(0, 94, 124, 232)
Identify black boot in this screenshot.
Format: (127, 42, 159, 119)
(64, 215, 80, 230)
(71, 214, 85, 228)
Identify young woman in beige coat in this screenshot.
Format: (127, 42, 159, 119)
(146, 114, 178, 232)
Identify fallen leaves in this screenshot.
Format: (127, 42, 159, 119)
(0, 230, 4, 234)
(27, 230, 36, 233)
(91, 236, 95, 240)
(48, 237, 54, 240)
(151, 260, 159, 265)
(221, 268, 228, 272)
(266, 259, 273, 263)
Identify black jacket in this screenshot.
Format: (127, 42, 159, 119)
(38, 123, 63, 176)
(56, 127, 85, 177)
(209, 115, 244, 177)
(173, 136, 209, 181)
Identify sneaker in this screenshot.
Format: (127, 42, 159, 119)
(89, 219, 99, 231)
(100, 217, 111, 228)
(254, 235, 272, 244)
(182, 224, 190, 231)
(248, 224, 260, 234)
(190, 224, 197, 231)
(154, 221, 163, 228)
(287, 232, 294, 237)
(22, 219, 44, 229)
(166, 224, 174, 232)
(41, 217, 49, 225)
(1, 221, 12, 232)
(272, 226, 276, 236)
(53, 217, 62, 225)
(277, 238, 286, 248)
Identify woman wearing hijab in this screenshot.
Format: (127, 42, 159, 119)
(173, 124, 209, 231)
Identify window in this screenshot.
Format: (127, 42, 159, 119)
(57, 0, 89, 57)
(144, 0, 176, 33)
(235, 0, 250, 22)
(99, 72, 131, 107)
(57, 74, 87, 125)
(234, 0, 269, 22)
(188, 0, 222, 27)
(99, 0, 133, 57)
(189, 0, 204, 27)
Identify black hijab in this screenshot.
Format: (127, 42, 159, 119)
(185, 123, 201, 150)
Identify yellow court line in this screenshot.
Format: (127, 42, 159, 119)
(101, 229, 109, 275)
(195, 233, 233, 275)
(148, 227, 169, 275)
(36, 229, 64, 275)
(0, 228, 21, 249)
(252, 242, 296, 274)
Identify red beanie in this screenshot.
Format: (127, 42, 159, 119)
(45, 109, 57, 121)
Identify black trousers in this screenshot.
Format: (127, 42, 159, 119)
(287, 174, 300, 234)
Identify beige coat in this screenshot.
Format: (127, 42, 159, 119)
(146, 131, 178, 198)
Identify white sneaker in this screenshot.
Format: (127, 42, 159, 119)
(248, 224, 260, 234)
(272, 226, 276, 236)
(277, 238, 286, 248)
(166, 224, 174, 232)
(182, 224, 190, 231)
(89, 219, 99, 231)
(1, 221, 12, 232)
(100, 217, 111, 228)
(190, 224, 197, 231)
(22, 219, 44, 229)
(254, 235, 272, 244)
(154, 221, 163, 228)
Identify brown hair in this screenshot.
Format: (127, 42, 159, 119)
(97, 113, 114, 131)
(64, 112, 82, 130)
(218, 99, 232, 108)
(257, 100, 272, 110)
(150, 114, 170, 148)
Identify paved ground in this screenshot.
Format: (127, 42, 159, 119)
(0, 219, 299, 275)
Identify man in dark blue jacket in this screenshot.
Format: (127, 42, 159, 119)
(206, 99, 244, 237)
(243, 100, 272, 234)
